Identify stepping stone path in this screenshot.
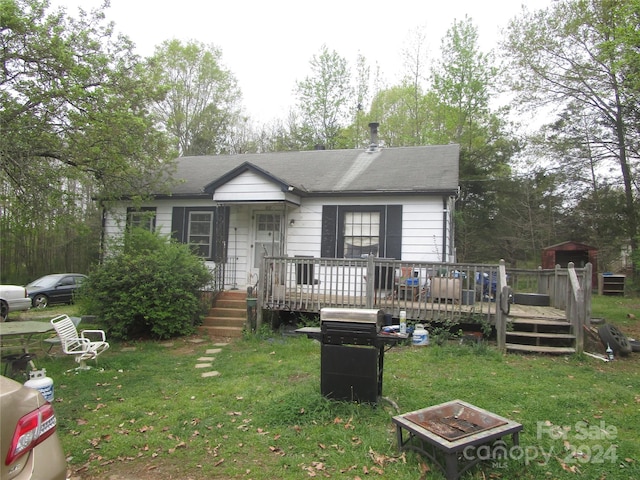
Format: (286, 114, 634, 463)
(195, 343, 228, 378)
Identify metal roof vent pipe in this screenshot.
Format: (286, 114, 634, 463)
(367, 122, 379, 152)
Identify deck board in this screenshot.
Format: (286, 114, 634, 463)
(265, 292, 568, 324)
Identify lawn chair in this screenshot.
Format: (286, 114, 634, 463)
(51, 314, 109, 370)
(43, 316, 81, 355)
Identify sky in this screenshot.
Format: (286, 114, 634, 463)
(51, 0, 553, 124)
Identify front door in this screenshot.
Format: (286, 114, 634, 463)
(251, 212, 283, 282)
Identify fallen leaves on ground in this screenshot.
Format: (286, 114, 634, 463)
(557, 457, 581, 474)
(269, 445, 285, 456)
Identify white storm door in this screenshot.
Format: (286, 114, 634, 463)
(251, 212, 282, 276)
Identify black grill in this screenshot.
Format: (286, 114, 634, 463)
(319, 308, 385, 404)
(320, 307, 383, 346)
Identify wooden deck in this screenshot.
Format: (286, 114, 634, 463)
(263, 291, 570, 325)
(253, 257, 592, 354)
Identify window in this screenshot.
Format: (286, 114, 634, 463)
(343, 211, 380, 258)
(127, 207, 156, 231)
(171, 206, 229, 261)
(321, 205, 402, 259)
(187, 211, 213, 258)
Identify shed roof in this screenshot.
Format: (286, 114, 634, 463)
(543, 241, 598, 251)
(164, 144, 460, 198)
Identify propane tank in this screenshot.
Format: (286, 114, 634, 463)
(24, 369, 54, 402)
(412, 324, 429, 346)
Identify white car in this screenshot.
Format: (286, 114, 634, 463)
(0, 285, 32, 321)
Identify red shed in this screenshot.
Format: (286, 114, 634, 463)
(542, 241, 598, 285)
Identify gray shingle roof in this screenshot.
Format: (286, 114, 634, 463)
(166, 144, 459, 197)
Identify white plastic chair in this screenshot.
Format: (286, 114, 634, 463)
(43, 316, 81, 355)
(51, 314, 110, 370)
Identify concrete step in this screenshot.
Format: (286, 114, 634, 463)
(217, 290, 247, 300)
(208, 307, 246, 318)
(202, 316, 245, 328)
(215, 298, 247, 309)
(198, 325, 244, 338)
(199, 290, 249, 339)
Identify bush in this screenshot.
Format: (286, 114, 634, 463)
(77, 228, 213, 340)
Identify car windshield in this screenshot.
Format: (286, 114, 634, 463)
(27, 276, 60, 288)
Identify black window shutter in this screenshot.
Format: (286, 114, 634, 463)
(385, 205, 402, 259)
(213, 206, 230, 262)
(171, 207, 186, 243)
(320, 205, 338, 258)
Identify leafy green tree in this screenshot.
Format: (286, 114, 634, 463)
(0, 0, 172, 281)
(368, 85, 432, 147)
(565, 185, 631, 269)
(503, 0, 640, 271)
(493, 171, 569, 266)
(295, 45, 352, 150)
(429, 16, 518, 262)
(147, 39, 243, 156)
(77, 229, 213, 340)
(366, 31, 431, 148)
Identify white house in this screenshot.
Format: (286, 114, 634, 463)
(105, 125, 460, 291)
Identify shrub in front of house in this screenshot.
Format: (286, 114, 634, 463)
(77, 228, 213, 340)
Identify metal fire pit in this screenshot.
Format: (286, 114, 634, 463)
(393, 400, 523, 480)
(404, 401, 508, 441)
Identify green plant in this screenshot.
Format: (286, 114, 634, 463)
(430, 318, 461, 345)
(76, 228, 213, 340)
(297, 313, 320, 328)
(464, 313, 493, 337)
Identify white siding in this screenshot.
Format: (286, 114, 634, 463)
(213, 171, 300, 205)
(284, 196, 449, 262)
(105, 193, 454, 288)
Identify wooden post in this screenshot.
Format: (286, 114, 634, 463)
(496, 259, 507, 352)
(583, 263, 592, 327)
(566, 262, 586, 354)
(365, 256, 375, 309)
(256, 258, 265, 331)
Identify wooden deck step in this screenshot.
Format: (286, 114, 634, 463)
(509, 318, 571, 327)
(506, 343, 576, 354)
(506, 331, 576, 339)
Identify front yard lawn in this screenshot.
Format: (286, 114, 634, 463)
(18, 305, 638, 480)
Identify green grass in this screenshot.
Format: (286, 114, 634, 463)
(591, 294, 640, 332)
(6, 298, 640, 479)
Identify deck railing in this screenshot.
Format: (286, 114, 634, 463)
(256, 256, 509, 327)
(255, 257, 594, 332)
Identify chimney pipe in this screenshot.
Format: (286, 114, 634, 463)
(368, 122, 379, 150)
